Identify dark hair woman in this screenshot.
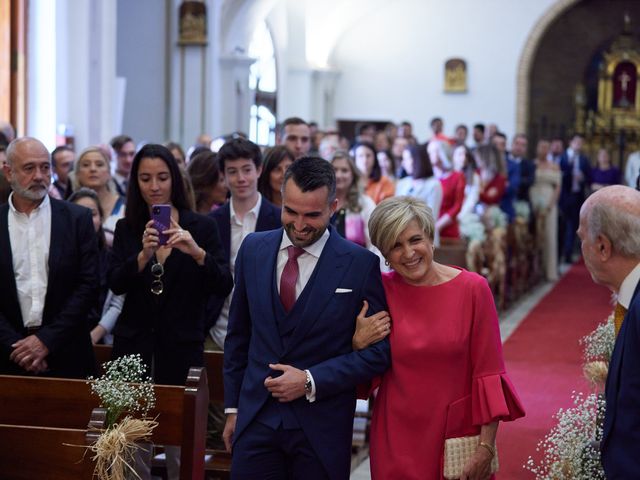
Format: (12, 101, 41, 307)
(187, 150, 228, 213)
(108, 143, 232, 385)
(354, 141, 395, 204)
(257, 145, 294, 207)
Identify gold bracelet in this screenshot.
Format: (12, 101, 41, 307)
(478, 441, 495, 458)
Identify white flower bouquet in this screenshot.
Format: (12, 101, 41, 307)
(87, 354, 157, 480)
(525, 392, 606, 479)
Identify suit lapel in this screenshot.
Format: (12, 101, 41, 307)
(603, 281, 640, 444)
(0, 205, 19, 307)
(219, 204, 232, 261)
(283, 230, 352, 356)
(47, 199, 64, 284)
(256, 199, 273, 231)
(254, 230, 284, 352)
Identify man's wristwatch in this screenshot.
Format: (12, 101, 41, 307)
(304, 370, 312, 394)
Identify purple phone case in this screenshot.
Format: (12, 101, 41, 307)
(151, 204, 171, 245)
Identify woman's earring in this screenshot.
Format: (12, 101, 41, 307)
(384, 259, 390, 267)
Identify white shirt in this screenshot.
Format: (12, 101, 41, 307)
(8, 193, 52, 328)
(276, 228, 329, 299)
(618, 262, 640, 309)
(210, 194, 262, 349)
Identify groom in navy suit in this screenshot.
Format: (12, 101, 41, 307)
(223, 157, 390, 479)
(577, 185, 640, 478)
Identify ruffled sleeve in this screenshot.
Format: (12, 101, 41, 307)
(472, 373, 525, 425)
(469, 274, 526, 425)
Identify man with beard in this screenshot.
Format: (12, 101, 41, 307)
(223, 156, 390, 479)
(0, 137, 98, 377)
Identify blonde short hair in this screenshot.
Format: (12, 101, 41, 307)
(369, 196, 435, 256)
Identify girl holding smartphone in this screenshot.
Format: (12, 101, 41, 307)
(108, 144, 232, 386)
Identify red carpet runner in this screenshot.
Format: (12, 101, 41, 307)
(496, 263, 612, 478)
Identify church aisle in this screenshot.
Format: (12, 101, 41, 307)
(497, 262, 612, 478)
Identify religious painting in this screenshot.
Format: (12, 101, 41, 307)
(444, 58, 467, 93)
(612, 61, 637, 108)
(178, 1, 207, 46)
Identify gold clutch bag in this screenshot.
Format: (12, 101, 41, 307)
(443, 435, 499, 479)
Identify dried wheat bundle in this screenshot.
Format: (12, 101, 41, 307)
(90, 416, 158, 480)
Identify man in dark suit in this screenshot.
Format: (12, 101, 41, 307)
(577, 185, 640, 478)
(500, 133, 535, 222)
(223, 157, 390, 479)
(0, 137, 98, 378)
(207, 137, 282, 349)
(206, 137, 281, 450)
(559, 134, 591, 263)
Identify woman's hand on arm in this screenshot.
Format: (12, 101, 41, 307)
(138, 220, 160, 272)
(352, 300, 391, 350)
(460, 421, 498, 480)
(165, 219, 206, 265)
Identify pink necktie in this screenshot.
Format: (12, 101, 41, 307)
(280, 246, 305, 312)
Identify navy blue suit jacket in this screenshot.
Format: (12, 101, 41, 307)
(224, 227, 390, 479)
(0, 198, 98, 378)
(601, 280, 640, 478)
(206, 198, 282, 330)
(559, 152, 591, 208)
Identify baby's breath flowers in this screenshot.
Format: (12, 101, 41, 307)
(580, 313, 615, 365)
(88, 354, 156, 428)
(525, 392, 606, 479)
(524, 312, 615, 479)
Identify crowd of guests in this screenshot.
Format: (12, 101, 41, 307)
(1, 113, 639, 479)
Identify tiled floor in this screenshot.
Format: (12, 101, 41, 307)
(349, 274, 564, 479)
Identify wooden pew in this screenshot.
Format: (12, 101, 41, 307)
(0, 408, 105, 480)
(93, 344, 230, 479)
(0, 367, 209, 480)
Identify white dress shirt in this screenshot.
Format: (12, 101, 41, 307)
(618, 262, 640, 309)
(8, 193, 52, 328)
(276, 228, 329, 299)
(210, 194, 262, 349)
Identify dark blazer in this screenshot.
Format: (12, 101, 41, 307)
(500, 153, 535, 221)
(108, 210, 233, 385)
(559, 152, 591, 208)
(206, 197, 282, 330)
(224, 227, 391, 479)
(0, 198, 98, 378)
(601, 280, 640, 477)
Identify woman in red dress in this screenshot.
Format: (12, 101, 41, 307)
(359, 196, 525, 480)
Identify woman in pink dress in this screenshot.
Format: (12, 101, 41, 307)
(359, 196, 525, 480)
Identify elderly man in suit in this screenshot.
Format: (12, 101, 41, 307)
(577, 185, 640, 477)
(223, 157, 390, 479)
(0, 137, 98, 378)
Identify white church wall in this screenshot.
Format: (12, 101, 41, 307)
(116, 0, 168, 145)
(328, 0, 558, 142)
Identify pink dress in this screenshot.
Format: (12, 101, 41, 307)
(370, 269, 525, 479)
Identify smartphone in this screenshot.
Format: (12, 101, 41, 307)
(151, 204, 171, 246)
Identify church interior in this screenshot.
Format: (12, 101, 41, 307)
(1, 0, 640, 479)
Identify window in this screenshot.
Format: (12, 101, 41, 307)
(248, 21, 277, 146)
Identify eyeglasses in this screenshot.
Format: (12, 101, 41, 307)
(150, 262, 164, 295)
